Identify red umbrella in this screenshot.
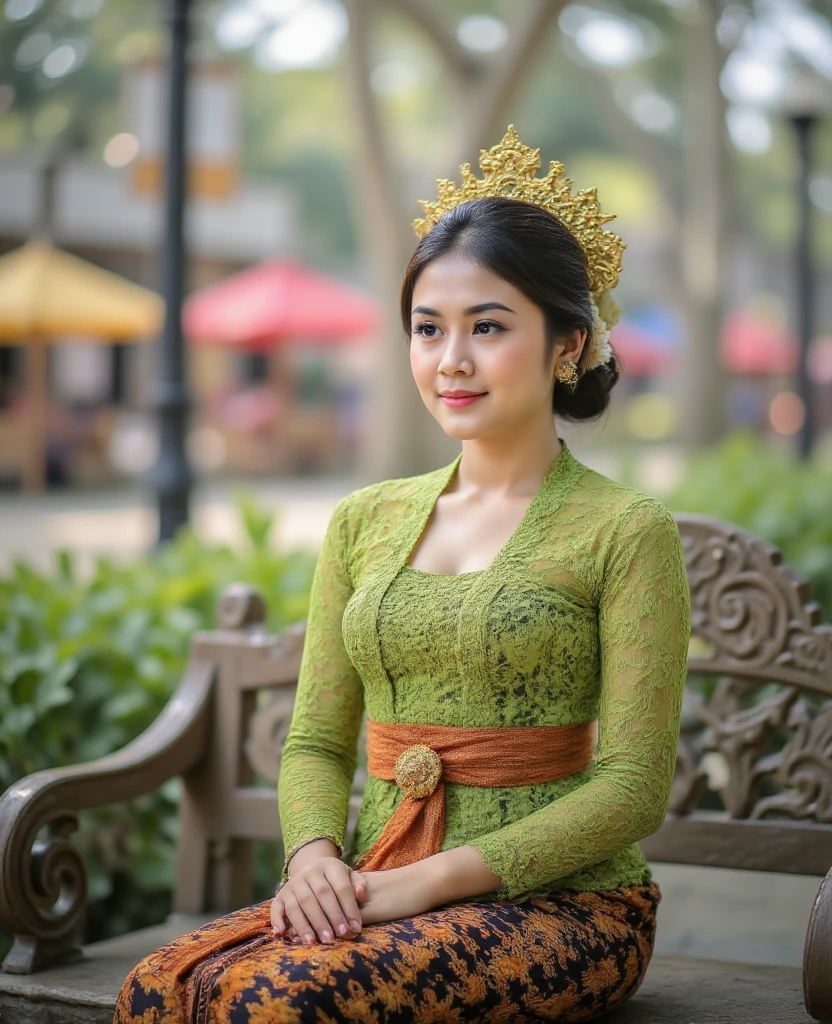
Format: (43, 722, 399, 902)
(720, 311, 797, 374)
(609, 318, 677, 376)
(183, 258, 378, 350)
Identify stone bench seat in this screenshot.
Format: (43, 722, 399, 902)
(0, 921, 812, 1024)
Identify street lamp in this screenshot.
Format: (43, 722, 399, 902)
(148, 0, 194, 542)
(778, 64, 831, 460)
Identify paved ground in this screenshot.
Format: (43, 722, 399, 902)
(649, 863, 817, 969)
(0, 473, 357, 575)
(0, 441, 683, 573)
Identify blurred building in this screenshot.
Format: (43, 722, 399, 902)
(0, 147, 295, 280)
(0, 148, 306, 486)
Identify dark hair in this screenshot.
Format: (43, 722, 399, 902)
(400, 196, 620, 421)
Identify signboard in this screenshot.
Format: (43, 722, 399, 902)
(126, 60, 241, 199)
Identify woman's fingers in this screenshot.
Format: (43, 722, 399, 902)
(273, 864, 368, 945)
(326, 868, 362, 933)
(281, 887, 318, 945)
(351, 869, 369, 903)
(310, 871, 351, 940)
(294, 878, 341, 944)
(270, 896, 287, 933)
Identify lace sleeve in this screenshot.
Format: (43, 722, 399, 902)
(277, 494, 365, 881)
(466, 500, 691, 900)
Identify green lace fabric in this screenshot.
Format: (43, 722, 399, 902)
(277, 439, 692, 903)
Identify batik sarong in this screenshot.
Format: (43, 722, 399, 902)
(114, 881, 660, 1023)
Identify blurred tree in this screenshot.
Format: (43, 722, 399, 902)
(339, 0, 832, 471)
(550, 0, 832, 447)
(0, 0, 161, 153)
(679, 0, 731, 448)
(343, 0, 575, 479)
(553, 0, 730, 447)
(3, 0, 830, 467)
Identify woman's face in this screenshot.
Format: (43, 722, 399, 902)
(409, 252, 572, 441)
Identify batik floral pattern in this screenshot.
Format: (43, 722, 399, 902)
(114, 883, 660, 1024)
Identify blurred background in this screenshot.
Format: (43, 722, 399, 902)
(0, 0, 830, 514)
(1, 0, 831, 953)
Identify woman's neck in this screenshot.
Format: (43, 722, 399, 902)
(454, 432, 562, 498)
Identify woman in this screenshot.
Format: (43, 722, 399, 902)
(115, 127, 691, 1024)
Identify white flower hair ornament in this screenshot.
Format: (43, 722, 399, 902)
(584, 296, 615, 371)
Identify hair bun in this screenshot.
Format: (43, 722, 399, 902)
(554, 357, 619, 421)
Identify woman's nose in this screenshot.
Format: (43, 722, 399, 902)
(437, 331, 471, 374)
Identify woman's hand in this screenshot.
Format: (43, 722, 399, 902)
(271, 856, 367, 946)
(352, 863, 442, 927)
(280, 860, 446, 943)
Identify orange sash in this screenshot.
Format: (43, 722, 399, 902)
(354, 717, 597, 872)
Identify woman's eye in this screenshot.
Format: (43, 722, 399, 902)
(413, 322, 439, 337)
(473, 320, 503, 335)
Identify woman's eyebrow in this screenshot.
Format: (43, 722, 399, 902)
(464, 301, 516, 315)
(411, 301, 517, 317)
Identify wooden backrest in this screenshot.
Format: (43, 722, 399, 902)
(173, 514, 832, 914)
(171, 585, 369, 915)
(641, 514, 832, 875)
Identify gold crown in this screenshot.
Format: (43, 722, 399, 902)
(412, 125, 625, 301)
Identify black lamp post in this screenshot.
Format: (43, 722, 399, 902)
(149, 0, 194, 542)
(780, 66, 830, 461)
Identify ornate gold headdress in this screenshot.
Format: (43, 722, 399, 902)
(412, 125, 625, 371)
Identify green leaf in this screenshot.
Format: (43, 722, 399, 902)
(235, 489, 277, 551)
(0, 489, 316, 945)
(56, 550, 75, 584)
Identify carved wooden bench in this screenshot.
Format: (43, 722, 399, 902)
(0, 515, 830, 1024)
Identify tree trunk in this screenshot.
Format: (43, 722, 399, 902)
(343, 0, 568, 480)
(677, 0, 731, 447)
(453, 0, 569, 164)
(343, 0, 458, 481)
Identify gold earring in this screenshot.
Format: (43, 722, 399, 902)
(556, 360, 579, 389)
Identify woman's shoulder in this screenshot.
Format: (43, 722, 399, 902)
(334, 458, 456, 531)
(569, 460, 680, 528)
(568, 457, 681, 550)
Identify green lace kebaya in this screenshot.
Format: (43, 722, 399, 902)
(277, 439, 692, 903)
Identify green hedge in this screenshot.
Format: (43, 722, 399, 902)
(0, 493, 318, 949)
(663, 431, 832, 620)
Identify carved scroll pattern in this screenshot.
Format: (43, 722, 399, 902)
(677, 516, 832, 689)
(0, 655, 215, 973)
(668, 677, 832, 823)
(751, 699, 832, 823)
(668, 729, 708, 816)
(245, 689, 368, 795)
(0, 809, 88, 973)
(245, 692, 297, 785)
(669, 517, 832, 823)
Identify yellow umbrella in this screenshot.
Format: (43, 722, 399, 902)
(0, 240, 163, 341)
(0, 240, 164, 490)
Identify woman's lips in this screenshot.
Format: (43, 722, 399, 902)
(441, 393, 487, 407)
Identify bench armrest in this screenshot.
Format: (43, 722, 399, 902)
(0, 657, 214, 974)
(805, 865, 832, 1022)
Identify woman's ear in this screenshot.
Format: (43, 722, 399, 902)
(558, 328, 588, 366)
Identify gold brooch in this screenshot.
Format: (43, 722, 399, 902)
(394, 744, 442, 799)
